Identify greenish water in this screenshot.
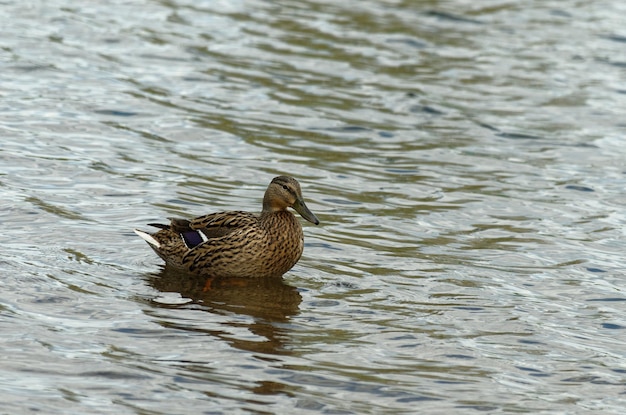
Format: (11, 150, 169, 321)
(2, 1, 626, 413)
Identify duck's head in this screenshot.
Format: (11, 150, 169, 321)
(263, 176, 319, 225)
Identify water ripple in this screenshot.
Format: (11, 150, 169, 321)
(1, 0, 626, 414)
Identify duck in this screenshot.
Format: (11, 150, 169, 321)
(134, 176, 319, 278)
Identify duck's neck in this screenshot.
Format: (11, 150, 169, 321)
(262, 194, 278, 212)
(260, 208, 291, 221)
(259, 210, 300, 233)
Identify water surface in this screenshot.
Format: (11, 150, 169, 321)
(2, 0, 626, 413)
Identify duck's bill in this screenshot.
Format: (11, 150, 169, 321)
(293, 198, 320, 225)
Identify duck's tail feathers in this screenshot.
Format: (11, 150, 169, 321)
(133, 229, 161, 248)
(148, 223, 170, 230)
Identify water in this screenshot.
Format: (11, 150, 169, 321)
(2, 0, 625, 413)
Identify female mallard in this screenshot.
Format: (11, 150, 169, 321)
(134, 176, 319, 278)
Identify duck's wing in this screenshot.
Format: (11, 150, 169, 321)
(169, 211, 259, 247)
(135, 211, 260, 270)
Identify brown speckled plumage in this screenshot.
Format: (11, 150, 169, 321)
(134, 176, 319, 278)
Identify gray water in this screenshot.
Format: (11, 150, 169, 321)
(2, 1, 626, 413)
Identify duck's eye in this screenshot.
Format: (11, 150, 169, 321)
(282, 185, 290, 191)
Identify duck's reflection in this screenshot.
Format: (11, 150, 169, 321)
(145, 266, 302, 355)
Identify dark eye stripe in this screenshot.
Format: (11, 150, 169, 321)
(283, 185, 297, 196)
(273, 177, 297, 195)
